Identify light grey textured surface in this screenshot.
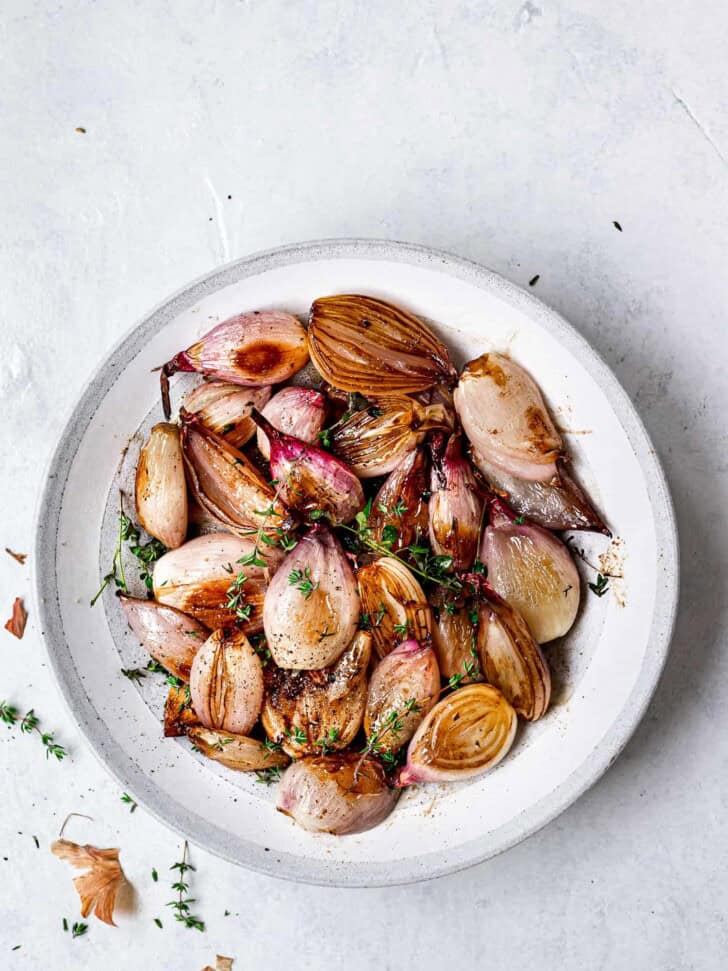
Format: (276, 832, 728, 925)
(0, 1, 725, 968)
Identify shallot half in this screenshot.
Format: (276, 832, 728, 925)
(189, 628, 264, 736)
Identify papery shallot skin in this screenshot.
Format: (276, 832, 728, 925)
(183, 382, 272, 448)
(181, 412, 295, 537)
(186, 726, 290, 772)
(480, 498, 580, 644)
(428, 431, 483, 571)
(153, 532, 283, 631)
(356, 557, 432, 660)
(135, 423, 188, 549)
(256, 387, 327, 460)
(277, 753, 399, 835)
(368, 446, 429, 553)
(119, 596, 208, 681)
(189, 628, 264, 735)
(160, 310, 309, 417)
(330, 395, 452, 478)
(477, 587, 551, 721)
(364, 639, 440, 754)
(252, 411, 364, 524)
(263, 525, 359, 670)
(308, 294, 456, 395)
(454, 352, 561, 483)
(262, 630, 371, 757)
(398, 683, 517, 785)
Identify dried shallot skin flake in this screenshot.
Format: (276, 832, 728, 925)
(4, 597, 27, 638)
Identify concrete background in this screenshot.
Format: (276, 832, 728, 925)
(1, 1, 727, 967)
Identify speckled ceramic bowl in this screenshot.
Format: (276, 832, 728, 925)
(34, 239, 678, 886)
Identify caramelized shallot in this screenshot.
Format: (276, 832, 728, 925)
(181, 413, 295, 536)
(356, 556, 431, 659)
(364, 639, 440, 754)
(135, 422, 188, 549)
(330, 395, 452, 478)
(398, 683, 517, 785)
(480, 498, 580, 643)
(478, 587, 551, 721)
(183, 382, 272, 448)
(431, 604, 481, 683)
(189, 628, 264, 735)
(119, 596, 208, 681)
(368, 446, 429, 553)
(263, 526, 359, 669)
(256, 387, 327, 460)
(160, 310, 308, 417)
(308, 294, 455, 395)
(153, 532, 283, 631)
(186, 727, 290, 772)
(262, 630, 371, 757)
(277, 753, 398, 835)
(428, 431, 482, 571)
(251, 411, 364, 524)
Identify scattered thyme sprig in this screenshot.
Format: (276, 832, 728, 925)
(167, 841, 204, 932)
(0, 702, 67, 761)
(120, 792, 138, 812)
(565, 537, 618, 597)
(314, 727, 340, 755)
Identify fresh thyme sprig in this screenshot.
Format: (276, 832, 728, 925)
(0, 702, 67, 761)
(333, 501, 462, 593)
(121, 792, 138, 812)
(314, 727, 340, 755)
(167, 841, 204, 932)
(358, 697, 422, 773)
(565, 537, 618, 597)
(288, 566, 319, 599)
(255, 766, 282, 785)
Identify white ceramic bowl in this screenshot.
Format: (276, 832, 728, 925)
(34, 239, 678, 886)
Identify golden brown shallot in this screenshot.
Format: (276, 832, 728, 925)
(159, 310, 308, 417)
(153, 532, 283, 631)
(364, 639, 440, 754)
(308, 294, 455, 395)
(277, 753, 398, 835)
(479, 497, 580, 643)
(256, 387, 327, 460)
(356, 556, 432, 660)
(428, 431, 483, 572)
(135, 423, 188, 549)
(398, 683, 517, 785)
(262, 630, 371, 757)
(189, 628, 264, 736)
(262, 525, 359, 669)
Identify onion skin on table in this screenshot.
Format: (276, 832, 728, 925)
(135, 422, 188, 549)
(308, 294, 456, 395)
(153, 532, 283, 632)
(119, 595, 208, 681)
(262, 525, 359, 670)
(397, 683, 517, 785)
(256, 387, 327, 460)
(183, 382, 272, 448)
(364, 639, 440, 754)
(479, 497, 580, 644)
(159, 310, 309, 418)
(262, 630, 371, 758)
(189, 628, 264, 736)
(180, 411, 296, 537)
(277, 752, 399, 835)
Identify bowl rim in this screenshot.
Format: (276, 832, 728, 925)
(33, 237, 679, 886)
